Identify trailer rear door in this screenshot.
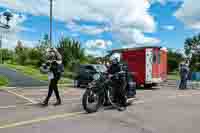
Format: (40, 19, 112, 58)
(145, 48, 153, 83)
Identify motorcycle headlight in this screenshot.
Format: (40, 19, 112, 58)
(93, 74, 100, 80)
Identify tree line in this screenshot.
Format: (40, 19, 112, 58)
(167, 33, 200, 73)
(0, 33, 200, 74)
(0, 34, 96, 71)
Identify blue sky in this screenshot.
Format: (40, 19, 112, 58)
(149, 2, 195, 48)
(0, 0, 199, 56)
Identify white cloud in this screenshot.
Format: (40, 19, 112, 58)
(170, 48, 186, 57)
(175, 0, 200, 29)
(175, 48, 185, 54)
(67, 22, 110, 35)
(1, 37, 36, 49)
(0, 0, 157, 47)
(162, 25, 175, 30)
(0, 0, 155, 31)
(85, 39, 112, 57)
(20, 27, 36, 32)
(113, 29, 160, 46)
(0, 11, 36, 49)
(151, 0, 183, 5)
(86, 39, 112, 49)
(71, 33, 79, 37)
(85, 49, 104, 57)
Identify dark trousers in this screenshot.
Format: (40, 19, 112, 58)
(179, 78, 187, 89)
(44, 79, 61, 103)
(113, 79, 127, 107)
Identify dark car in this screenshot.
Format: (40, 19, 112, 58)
(74, 64, 107, 87)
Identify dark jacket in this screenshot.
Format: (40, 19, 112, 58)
(107, 63, 121, 75)
(180, 65, 189, 80)
(50, 61, 64, 80)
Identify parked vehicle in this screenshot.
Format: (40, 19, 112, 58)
(82, 69, 136, 113)
(110, 46, 168, 88)
(74, 64, 107, 87)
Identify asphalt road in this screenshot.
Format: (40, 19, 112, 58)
(0, 65, 48, 87)
(0, 84, 200, 133)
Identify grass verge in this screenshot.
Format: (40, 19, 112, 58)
(168, 72, 179, 80)
(0, 76, 8, 88)
(3, 63, 72, 84)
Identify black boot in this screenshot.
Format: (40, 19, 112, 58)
(53, 100, 61, 106)
(117, 98, 127, 111)
(117, 106, 127, 111)
(40, 101, 48, 107)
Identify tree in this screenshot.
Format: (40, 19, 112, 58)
(37, 34, 50, 50)
(0, 49, 14, 63)
(26, 48, 44, 66)
(57, 37, 86, 70)
(167, 49, 184, 73)
(184, 33, 200, 71)
(14, 41, 29, 65)
(34, 34, 51, 66)
(15, 40, 23, 54)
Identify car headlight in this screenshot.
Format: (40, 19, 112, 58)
(93, 74, 100, 80)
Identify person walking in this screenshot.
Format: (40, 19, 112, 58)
(40, 48, 64, 106)
(179, 63, 189, 90)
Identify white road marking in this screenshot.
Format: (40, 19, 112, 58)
(5, 89, 37, 104)
(0, 105, 17, 109)
(0, 103, 34, 109)
(0, 112, 84, 129)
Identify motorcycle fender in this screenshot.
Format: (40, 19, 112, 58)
(87, 87, 104, 95)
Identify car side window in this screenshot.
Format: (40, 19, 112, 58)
(85, 66, 95, 72)
(79, 66, 84, 72)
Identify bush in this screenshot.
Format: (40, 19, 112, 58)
(167, 49, 184, 73)
(64, 71, 77, 79)
(16, 51, 28, 65)
(28, 48, 45, 66)
(0, 49, 14, 64)
(0, 76, 8, 87)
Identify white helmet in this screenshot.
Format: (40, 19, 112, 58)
(110, 53, 121, 64)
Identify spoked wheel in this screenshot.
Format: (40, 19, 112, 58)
(82, 89, 102, 113)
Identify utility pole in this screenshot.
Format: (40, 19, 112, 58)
(49, 0, 53, 48)
(0, 34, 2, 64)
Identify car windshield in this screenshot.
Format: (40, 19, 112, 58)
(94, 65, 107, 72)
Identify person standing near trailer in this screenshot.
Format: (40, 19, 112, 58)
(179, 63, 189, 90)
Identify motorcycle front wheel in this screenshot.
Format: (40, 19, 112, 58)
(82, 89, 103, 113)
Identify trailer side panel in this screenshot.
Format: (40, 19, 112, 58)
(122, 50, 145, 85)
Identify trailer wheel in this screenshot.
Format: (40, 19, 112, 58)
(136, 84, 140, 89)
(144, 84, 153, 89)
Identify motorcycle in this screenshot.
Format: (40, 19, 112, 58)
(82, 70, 136, 113)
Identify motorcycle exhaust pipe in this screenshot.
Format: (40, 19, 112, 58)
(126, 97, 137, 103)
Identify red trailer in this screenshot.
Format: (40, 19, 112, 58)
(111, 46, 168, 88)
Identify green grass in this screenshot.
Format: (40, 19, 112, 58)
(168, 72, 179, 80)
(0, 76, 8, 87)
(3, 63, 72, 84)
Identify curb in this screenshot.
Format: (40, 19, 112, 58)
(58, 83, 73, 86)
(0, 86, 16, 90)
(0, 84, 74, 90)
